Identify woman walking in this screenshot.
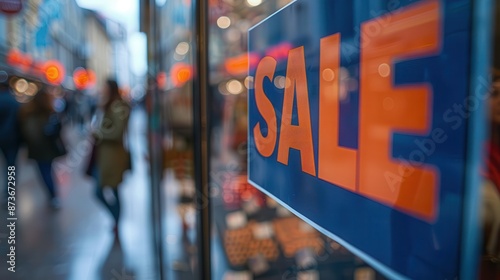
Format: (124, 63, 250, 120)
(91, 79, 130, 235)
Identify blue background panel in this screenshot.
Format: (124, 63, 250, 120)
(248, 0, 472, 278)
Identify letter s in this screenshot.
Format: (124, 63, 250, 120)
(253, 56, 278, 157)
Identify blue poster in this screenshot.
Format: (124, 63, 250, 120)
(248, 0, 480, 278)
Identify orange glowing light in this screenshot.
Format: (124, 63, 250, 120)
(6, 49, 33, 72)
(43, 61, 65, 85)
(224, 53, 261, 76)
(6, 49, 22, 66)
(170, 63, 192, 87)
(73, 68, 96, 90)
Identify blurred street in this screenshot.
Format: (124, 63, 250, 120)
(0, 0, 496, 278)
(0, 107, 156, 280)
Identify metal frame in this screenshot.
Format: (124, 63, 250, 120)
(193, 0, 212, 279)
(145, 0, 165, 278)
(461, 0, 493, 278)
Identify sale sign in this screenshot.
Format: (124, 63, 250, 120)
(248, 0, 482, 278)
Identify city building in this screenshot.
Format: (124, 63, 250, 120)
(83, 9, 114, 92)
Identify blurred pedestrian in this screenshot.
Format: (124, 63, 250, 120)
(0, 75, 20, 204)
(90, 79, 130, 236)
(19, 87, 66, 209)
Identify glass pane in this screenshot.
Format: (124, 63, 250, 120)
(156, 0, 199, 279)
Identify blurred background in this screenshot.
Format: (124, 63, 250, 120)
(0, 0, 498, 279)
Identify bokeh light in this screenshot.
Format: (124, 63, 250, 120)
(175, 42, 190, 55)
(217, 16, 231, 29)
(14, 78, 28, 93)
(226, 79, 243, 94)
(25, 83, 39, 96)
(274, 76, 286, 89)
(247, 0, 263, 7)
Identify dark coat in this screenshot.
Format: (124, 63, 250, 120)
(94, 100, 131, 188)
(20, 106, 65, 162)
